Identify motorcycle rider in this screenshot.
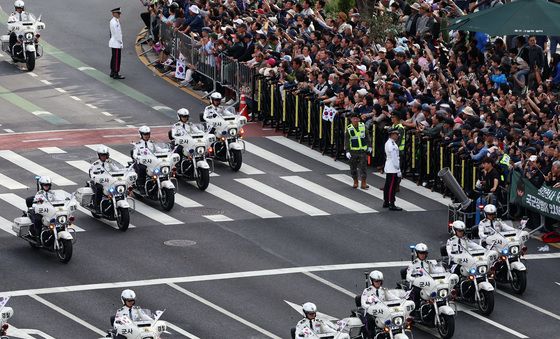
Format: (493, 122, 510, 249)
(295, 302, 348, 338)
(478, 204, 515, 245)
(406, 243, 437, 309)
(202, 92, 235, 134)
(446, 220, 484, 274)
(89, 146, 121, 212)
(112, 289, 152, 337)
(8, 0, 32, 53)
(29, 176, 55, 238)
(132, 126, 157, 193)
(361, 270, 397, 337)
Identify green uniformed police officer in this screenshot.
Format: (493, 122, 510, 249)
(345, 113, 372, 189)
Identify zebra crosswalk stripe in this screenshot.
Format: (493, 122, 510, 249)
(0, 150, 76, 186)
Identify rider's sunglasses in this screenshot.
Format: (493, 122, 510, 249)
(123, 299, 135, 303)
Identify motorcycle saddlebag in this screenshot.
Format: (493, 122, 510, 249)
(75, 187, 94, 206)
(12, 217, 32, 236)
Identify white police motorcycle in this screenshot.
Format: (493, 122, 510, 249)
(206, 107, 247, 171)
(12, 178, 77, 263)
(102, 309, 168, 339)
(75, 162, 137, 232)
(133, 143, 179, 211)
(173, 126, 215, 191)
(0, 298, 14, 338)
(1, 13, 45, 71)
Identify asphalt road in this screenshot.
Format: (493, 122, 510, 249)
(1, 1, 560, 339)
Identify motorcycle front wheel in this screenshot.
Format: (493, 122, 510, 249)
(55, 239, 73, 263)
(196, 168, 210, 190)
(160, 187, 175, 211)
(477, 290, 494, 315)
(437, 314, 455, 339)
(228, 149, 242, 171)
(26, 51, 35, 71)
(116, 207, 130, 232)
(510, 270, 527, 295)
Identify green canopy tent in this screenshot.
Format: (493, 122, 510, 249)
(447, 0, 560, 36)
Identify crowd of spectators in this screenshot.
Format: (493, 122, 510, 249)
(142, 0, 560, 222)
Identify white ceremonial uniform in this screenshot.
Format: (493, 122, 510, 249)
(171, 121, 201, 137)
(109, 17, 123, 49)
(406, 258, 437, 282)
(295, 317, 341, 337)
(114, 306, 152, 324)
(89, 159, 122, 179)
(132, 140, 157, 159)
(384, 138, 400, 174)
(478, 218, 516, 242)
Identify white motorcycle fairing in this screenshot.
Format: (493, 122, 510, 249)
(438, 305, 455, 316)
(116, 199, 130, 209)
(57, 230, 73, 240)
(196, 160, 210, 169)
(25, 44, 35, 52)
(160, 180, 175, 190)
(228, 141, 244, 151)
(478, 281, 494, 292)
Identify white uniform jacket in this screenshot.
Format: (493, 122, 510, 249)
(478, 218, 516, 242)
(109, 17, 123, 49)
(295, 317, 337, 336)
(89, 159, 122, 179)
(384, 138, 400, 174)
(114, 306, 152, 324)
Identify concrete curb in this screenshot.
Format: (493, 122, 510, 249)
(134, 29, 208, 104)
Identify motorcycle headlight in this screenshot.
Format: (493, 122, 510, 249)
(510, 246, 519, 255)
(392, 316, 404, 326)
(438, 289, 449, 298)
(196, 146, 205, 155)
(25, 32, 33, 40)
(161, 166, 170, 175)
(116, 185, 126, 194)
(478, 265, 487, 274)
(154, 168, 160, 174)
(57, 215, 67, 224)
(229, 128, 238, 136)
(171, 153, 180, 163)
(502, 248, 509, 255)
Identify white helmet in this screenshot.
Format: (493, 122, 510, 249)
(14, 0, 24, 9)
(369, 270, 384, 282)
(452, 220, 466, 232)
(177, 108, 190, 120)
(97, 146, 109, 158)
(139, 125, 151, 136)
(415, 243, 428, 255)
(121, 289, 136, 304)
(210, 92, 223, 105)
(483, 204, 497, 215)
(39, 176, 52, 190)
(302, 302, 317, 314)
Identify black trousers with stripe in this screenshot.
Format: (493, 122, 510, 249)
(384, 172, 398, 205)
(110, 48, 122, 75)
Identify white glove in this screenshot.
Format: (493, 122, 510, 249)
(397, 171, 402, 178)
(367, 147, 372, 153)
(346, 152, 351, 160)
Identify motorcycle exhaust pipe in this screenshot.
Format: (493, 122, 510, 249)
(438, 167, 471, 210)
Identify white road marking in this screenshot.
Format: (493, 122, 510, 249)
(38, 147, 66, 154)
(244, 141, 311, 172)
(5, 325, 55, 339)
(76, 205, 136, 229)
(373, 173, 454, 206)
(102, 134, 137, 138)
(54, 87, 66, 93)
(40, 80, 52, 85)
(85, 104, 98, 109)
(21, 138, 63, 143)
(101, 111, 112, 116)
(78, 66, 95, 71)
(235, 178, 329, 216)
(0, 172, 28, 189)
(284, 300, 339, 322)
(203, 214, 233, 222)
(198, 183, 280, 219)
(0, 215, 17, 236)
(167, 283, 281, 339)
(496, 290, 560, 321)
(29, 294, 106, 336)
(238, 163, 265, 175)
(267, 136, 348, 170)
(456, 304, 528, 338)
(303, 272, 355, 297)
(32, 110, 53, 116)
(0, 193, 85, 232)
(4, 129, 15, 133)
(27, 72, 38, 77)
(327, 174, 425, 212)
(166, 323, 201, 339)
(174, 194, 203, 208)
(152, 105, 173, 112)
(69, 96, 81, 101)
(66, 158, 181, 226)
(282, 176, 377, 213)
(524, 253, 560, 260)
(126, 124, 135, 128)
(114, 118, 126, 124)
(0, 150, 76, 186)
(2, 254, 559, 297)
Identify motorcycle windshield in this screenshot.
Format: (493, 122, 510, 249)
(50, 190, 71, 204)
(106, 161, 127, 175)
(154, 143, 171, 155)
(223, 107, 236, 116)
